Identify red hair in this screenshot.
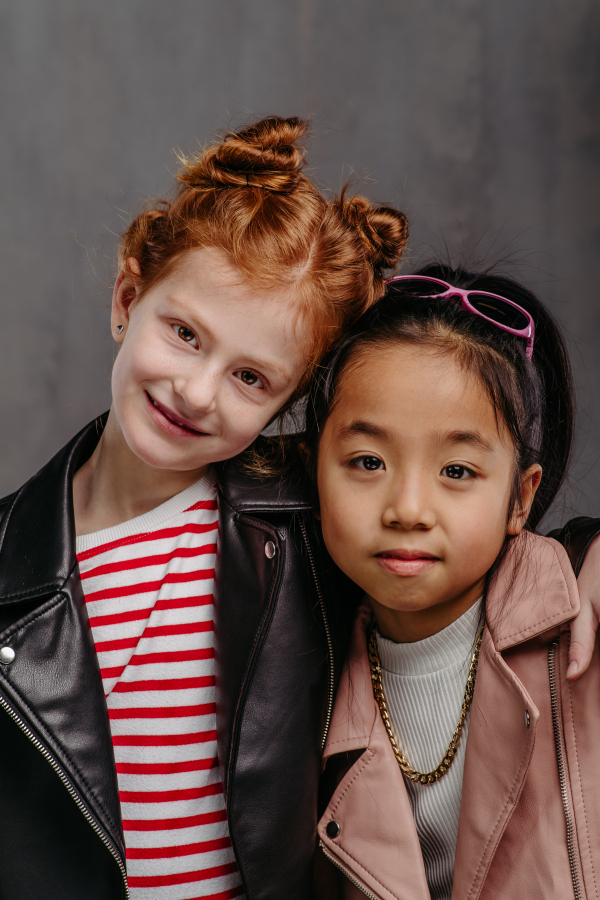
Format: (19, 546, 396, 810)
(119, 116, 409, 396)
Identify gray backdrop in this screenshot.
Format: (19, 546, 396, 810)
(1, 0, 599, 528)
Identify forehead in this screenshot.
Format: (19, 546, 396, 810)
(167, 247, 298, 311)
(332, 344, 504, 441)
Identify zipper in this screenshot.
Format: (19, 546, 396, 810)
(320, 842, 378, 899)
(0, 692, 129, 898)
(299, 517, 335, 750)
(548, 640, 584, 900)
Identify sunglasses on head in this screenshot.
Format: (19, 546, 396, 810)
(385, 275, 535, 360)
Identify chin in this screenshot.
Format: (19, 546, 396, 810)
(124, 428, 209, 473)
(375, 585, 438, 613)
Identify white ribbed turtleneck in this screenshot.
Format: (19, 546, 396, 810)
(376, 598, 483, 900)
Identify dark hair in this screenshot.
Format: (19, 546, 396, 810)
(303, 263, 575, 533)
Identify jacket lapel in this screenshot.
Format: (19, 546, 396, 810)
(0, 415, 124, 855)
(453, 533, 579, 900)
(451, 629, 538, 900)
(319, 611, 430, 900)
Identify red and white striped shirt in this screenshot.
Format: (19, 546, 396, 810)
(76, 473, 244, 900)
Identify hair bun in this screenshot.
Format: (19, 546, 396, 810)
(340, 192, 409, 274)
(177, 116, 309, 194)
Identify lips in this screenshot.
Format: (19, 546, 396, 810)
(145, 391, 209, 437)
(376, 549, 439, 577)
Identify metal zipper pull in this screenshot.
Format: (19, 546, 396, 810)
(548, 640, 584, 899)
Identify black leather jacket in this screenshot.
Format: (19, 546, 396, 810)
(0, 417, 598, 899)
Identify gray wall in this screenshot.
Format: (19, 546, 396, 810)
(1, 0, 599, 528)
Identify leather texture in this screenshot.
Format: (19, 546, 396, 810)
(0, 416, 597, 900)
(0, 416, 126, 899)
(215, 465, 357, 900)
(547, 515, 600, 576)
(315, 534, 600, 900)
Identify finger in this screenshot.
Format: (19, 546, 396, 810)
(567, 595, 597, 681)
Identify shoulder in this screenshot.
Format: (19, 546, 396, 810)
(486, 532, 579, 650)
(0, 490, 18, 528)
(216, 436, 312, 517)
(0, 416, 108, 598)
(547, 516, 600, 576)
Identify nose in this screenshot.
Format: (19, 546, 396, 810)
(382, 473, 436, 531)
(173, 368, 219, 416)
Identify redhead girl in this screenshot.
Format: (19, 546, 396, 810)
(0, 116, 409, 900)
(301, 268, 600, 900)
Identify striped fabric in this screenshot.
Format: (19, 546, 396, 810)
(376, 598, 482, 900)
(76, 473, 244, 900)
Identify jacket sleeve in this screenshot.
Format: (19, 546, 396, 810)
(547, 516, 600, 577)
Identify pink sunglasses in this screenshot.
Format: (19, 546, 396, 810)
(385, 275, 535, 360)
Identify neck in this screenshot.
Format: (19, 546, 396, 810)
(371, 579, 485, 643)
(73, 410, 208, 536)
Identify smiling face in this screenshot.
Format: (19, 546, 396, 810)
(317, 344, 541, 642)
(110, 247, 311, 473)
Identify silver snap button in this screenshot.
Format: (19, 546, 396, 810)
(525, 710, 530, 729)
(265, 540, 276, 559)
(0, 647, 15, 665)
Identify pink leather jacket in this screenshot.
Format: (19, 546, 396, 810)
(315, 534, 600, 900)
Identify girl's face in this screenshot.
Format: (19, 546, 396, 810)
(317, 344, 541, 642)
(111, 247, 311, 473)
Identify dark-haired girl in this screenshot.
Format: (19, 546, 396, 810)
(304, 268, 600, 899)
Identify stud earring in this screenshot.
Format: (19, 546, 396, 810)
(116, 325, 124, 334)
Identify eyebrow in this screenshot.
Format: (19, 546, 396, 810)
(241, 353, 294, 387)
(337, 421, 394, 441)
(441, 430, 495, 452)
(337, 422, 495, 452)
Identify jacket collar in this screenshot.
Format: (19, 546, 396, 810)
(324, 531, 578, 760)
(0, 415, 106, 602)
(485, 531, 579, 650)
(218, 437, 312, 514)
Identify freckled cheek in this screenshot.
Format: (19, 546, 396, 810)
(216, 398, 281, 453)
(113, 331, 174, 399)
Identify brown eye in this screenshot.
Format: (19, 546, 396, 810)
(442, 465, 474, 480)
(177, 326, 196, 342)
(234, 369, 265, 390)
(353, 456, 384, 471)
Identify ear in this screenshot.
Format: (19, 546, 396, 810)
(111, 258, 142, 343)
(507, 464, 543, 535)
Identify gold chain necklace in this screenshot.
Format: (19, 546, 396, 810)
(368, 625, 484, 785)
